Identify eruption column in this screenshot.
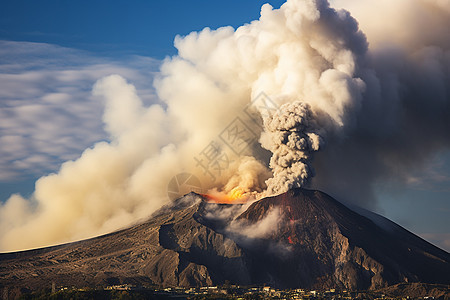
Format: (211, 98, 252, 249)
(261, 102, 324, 195)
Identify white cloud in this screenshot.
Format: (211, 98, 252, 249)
(227, 207, 282, 239)
(0, 40, 160, 183)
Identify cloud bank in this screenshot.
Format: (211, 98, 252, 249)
(0, 41, 158, 182)
(0, 0, 449, 251)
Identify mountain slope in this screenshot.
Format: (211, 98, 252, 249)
(1, 189, 449, 296)
(236, 189, 450, 289)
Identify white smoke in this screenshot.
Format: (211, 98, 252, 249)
(227, 207, 282, 240)
(0, 0, 449, 251)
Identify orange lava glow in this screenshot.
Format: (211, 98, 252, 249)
(288, 236, 294, 244)
(203, 187, 249, 204)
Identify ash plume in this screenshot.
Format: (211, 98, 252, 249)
(261, 102, 325, 195)
(0, 0, 449, 251)
(313, 0, 450, 207)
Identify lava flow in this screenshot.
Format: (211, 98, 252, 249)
(202, 187, 250, 204)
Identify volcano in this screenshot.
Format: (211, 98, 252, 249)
(1, 189, 449, 295)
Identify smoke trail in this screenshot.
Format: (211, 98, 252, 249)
(0, 0, 448, 251)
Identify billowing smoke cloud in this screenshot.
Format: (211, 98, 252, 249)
(313, 0, 450, 206)
(0, 0, 449, 251)
(261, 102, 325, 195)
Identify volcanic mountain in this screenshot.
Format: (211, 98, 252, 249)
(1, 189, 449, 296)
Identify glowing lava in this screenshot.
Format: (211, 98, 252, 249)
(203, 187, 249, 204)
(288, 236, 294, 244)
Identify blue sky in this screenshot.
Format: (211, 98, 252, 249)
(0, 1, 285, 58)
(0, 0, 449, 252)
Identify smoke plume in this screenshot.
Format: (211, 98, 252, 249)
(0, 0, 449, 251)
(261, 102, 325, 195)
(313, 0, 450, 206)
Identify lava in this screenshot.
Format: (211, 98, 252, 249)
(203, 187, 250, 204)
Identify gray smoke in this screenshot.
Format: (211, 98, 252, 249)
(311, 0, 450, 208)
(261, 102, 325, 195)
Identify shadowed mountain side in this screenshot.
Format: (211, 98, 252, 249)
(0, 194, 249, 296)
(236, 189, 450, 289)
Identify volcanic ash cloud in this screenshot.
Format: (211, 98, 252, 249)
(261, 102, 325, 195)
(0, 0, 449, 251)
(0, 0, 369, 251)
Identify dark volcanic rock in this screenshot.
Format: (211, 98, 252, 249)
(235, 189, 450, 290)
(1, 189, 449, 296)
(375, 283, 450, 299)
